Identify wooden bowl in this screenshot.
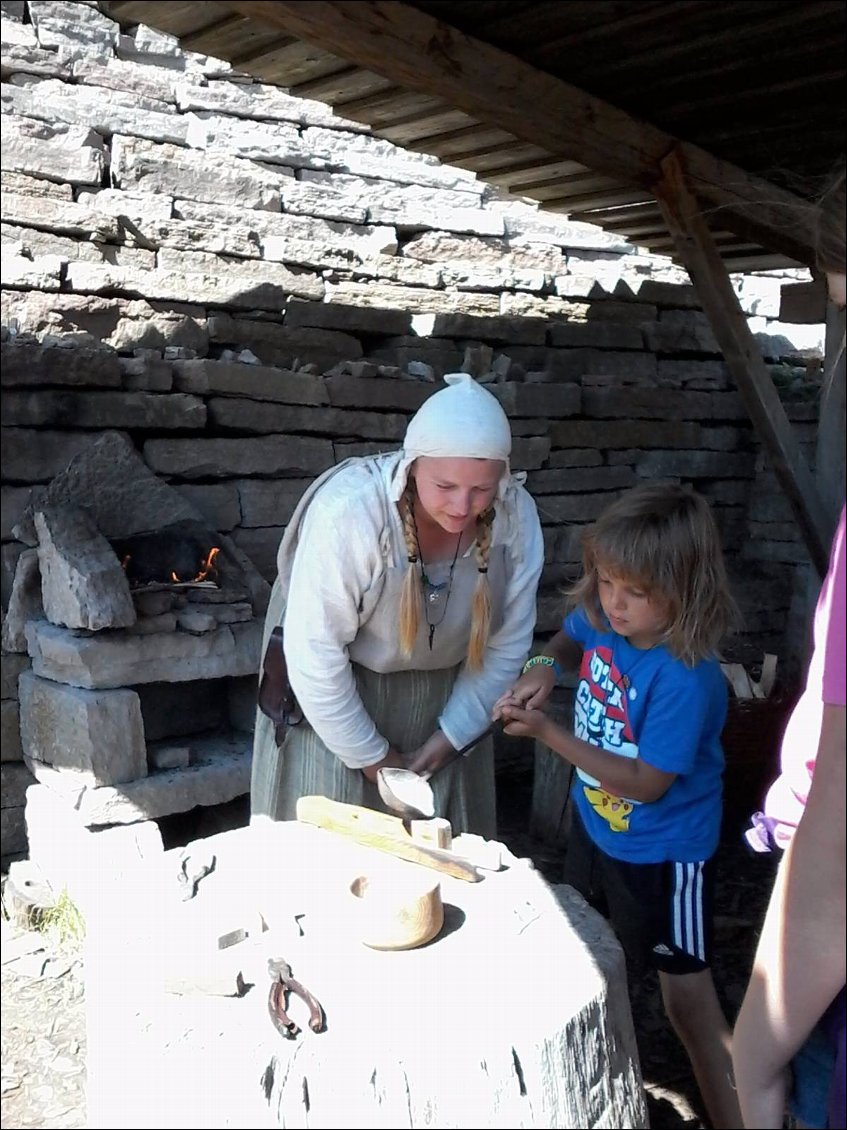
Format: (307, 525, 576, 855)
(349, 870, 444, 951)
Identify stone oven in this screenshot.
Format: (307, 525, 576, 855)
(3, 431, 269, 891)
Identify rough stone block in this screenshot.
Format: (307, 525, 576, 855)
(1, 340, 122, 388)
(1, 252, 62, 290)
(1, 486, 33, 541)
(1, 427, 104, 485)
(148, 744, 190, 771)
(24, 783, 163, 918)
(13, 430, 202, 545)
(0, 291, 209, 355)
(492, 382, 581, 419)
(1, 805, 26, 856)
(1, 701, 23, 762)
(172, 359, 329, 406)
(66, 257, 324, 309)
(3, 389, 207, 431)
(229, 527, 285, 583)
(112, 135, 282, 210)
(549, 419, 700, 449)
(1, 761, 35, 807)
(548, 322, 644, 349)
(26, 619, 263, 690)
(1, 76, 188, 145)
(53, 732, 251, 826)
(325, 375, 430, 413)
(173, 483, 241, 533)
(1, 114, 106, 187)
(208, 398, 406, 441)
(1, 548, 43, 654)
(19, 670, 147, 785)
(227, 676, 258, 734)
(511, 436, 550, 472)
(634, 449, 756, 479)
(236, 479, 310, 528)
(1, 653, 29, 700)
(143, 434, 334, 480)
(35, 506, 136, 631)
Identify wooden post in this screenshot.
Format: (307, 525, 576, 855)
(655, 149, 831, 576)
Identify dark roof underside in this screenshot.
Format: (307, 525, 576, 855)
(104, 1, 846, 271)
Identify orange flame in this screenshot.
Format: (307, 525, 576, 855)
(196, 546, 220, 582)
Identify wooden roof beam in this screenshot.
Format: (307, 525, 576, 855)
(656, 149, 831, 576)
(222, 0, 820, 267)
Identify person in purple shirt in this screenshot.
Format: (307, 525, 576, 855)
(733, 157, 846, 1130)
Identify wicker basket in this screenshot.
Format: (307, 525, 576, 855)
(721, 695, 791, 831)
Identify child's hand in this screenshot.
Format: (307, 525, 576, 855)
(492, 666, 556, 717)
(498, 702, 550, 741)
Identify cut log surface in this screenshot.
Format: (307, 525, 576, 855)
(84, 820, 647, 1129)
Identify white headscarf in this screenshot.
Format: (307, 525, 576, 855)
(388, 373, 514, 502)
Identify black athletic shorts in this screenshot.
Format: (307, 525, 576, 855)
(562, 808, 716, 977)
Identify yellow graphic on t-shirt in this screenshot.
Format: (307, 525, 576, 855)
(583, 786, 634, 832)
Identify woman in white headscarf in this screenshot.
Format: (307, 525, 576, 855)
(250, 373, 544, 837)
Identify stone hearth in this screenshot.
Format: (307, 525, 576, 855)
(3, 431, 270, 897)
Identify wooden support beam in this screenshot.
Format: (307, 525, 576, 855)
(222, 0, 819, 267)
(655, 150, 831, 576)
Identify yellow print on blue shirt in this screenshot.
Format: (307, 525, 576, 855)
(574, 644, 641, 829)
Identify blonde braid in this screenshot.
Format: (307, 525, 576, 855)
(398, 484, 421, 657)
(467, 507, 494, 671)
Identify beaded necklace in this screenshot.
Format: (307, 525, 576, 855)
(412, 509, 463, 649)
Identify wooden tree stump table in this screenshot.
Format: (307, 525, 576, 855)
(84, 819, 648, 1129)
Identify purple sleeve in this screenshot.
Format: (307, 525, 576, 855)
(821, 506, 846, 707)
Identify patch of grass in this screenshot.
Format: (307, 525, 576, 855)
(38, 889, 86, 953)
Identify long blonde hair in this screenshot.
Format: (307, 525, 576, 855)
(398, 483, 494, 671)
(567, 482, 740, 666)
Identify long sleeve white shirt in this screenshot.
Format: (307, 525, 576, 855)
(281, 453, 544, 768)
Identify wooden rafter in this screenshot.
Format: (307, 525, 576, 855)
(222, 0, 820, 267)
(655, 150, 831, 577)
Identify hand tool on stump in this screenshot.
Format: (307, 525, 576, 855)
(267, 957, 325, 1039)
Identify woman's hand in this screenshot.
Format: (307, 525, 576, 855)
(493, 665, 556, 717)
(360, 746, 404, 783)
(406, 731, 455, 776)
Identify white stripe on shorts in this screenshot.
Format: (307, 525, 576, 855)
(672, 861, 706, 961)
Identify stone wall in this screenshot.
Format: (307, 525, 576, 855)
(0, 1, 825, 857)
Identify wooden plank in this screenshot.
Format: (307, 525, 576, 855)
(570, 202, 664, 226)
(409, 125, 516, 160)
(545, 187, 654, 212)
(244, 41, 348, 87)
(106, 1, 226, 38)
(479, 155, 586, 184)
(780, 278, 828, 324)
(179, 13, 280, 56)
(222, 0, 820, 266)
(338, 87, 444, 121)
(291, 67, 394, 102)
(457, 143, 551, 173)
(380, 109, 481, 146)
(655, 149, 830, 576)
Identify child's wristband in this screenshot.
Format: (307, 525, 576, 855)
(522, 655, 562, 680)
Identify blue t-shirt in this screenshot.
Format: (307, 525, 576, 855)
(564, 607, 727, 864)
